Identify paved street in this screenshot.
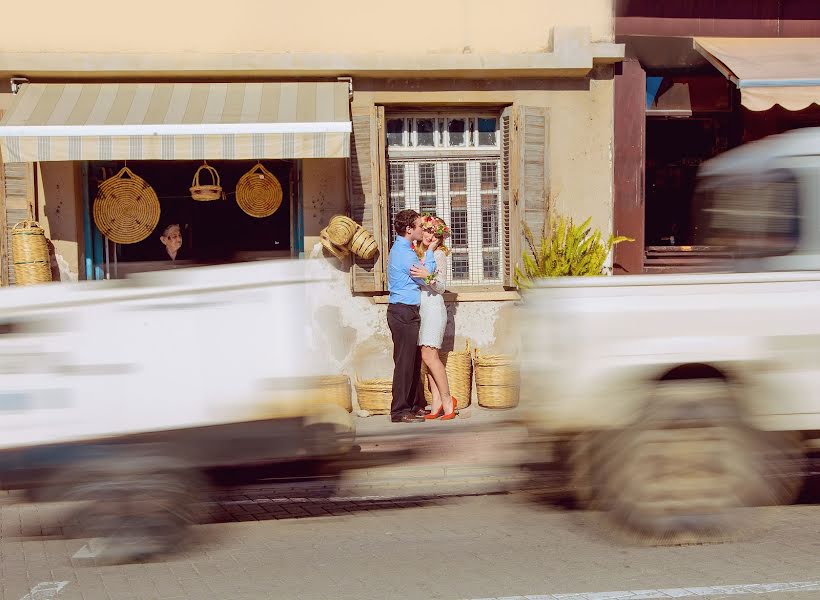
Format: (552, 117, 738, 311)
(1, 468, 819, 600)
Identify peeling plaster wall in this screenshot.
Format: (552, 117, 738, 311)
(302, 159, 347, 253)
(36, 162, 81, 282)
(306, 251, 520, 408)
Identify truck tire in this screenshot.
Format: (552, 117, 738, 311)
(53, 454, 206, 563)
(593, 378, 787, 544)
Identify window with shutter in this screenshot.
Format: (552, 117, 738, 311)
(0, 161, 36, 286)
(349, 106, 387, 292)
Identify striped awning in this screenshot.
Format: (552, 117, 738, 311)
(0, 82, 351, 162)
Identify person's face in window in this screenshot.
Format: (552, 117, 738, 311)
(160, 225, 183, 258)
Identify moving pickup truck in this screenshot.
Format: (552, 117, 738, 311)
(0, 259, 354, 561)
(519, 128, 820, 544)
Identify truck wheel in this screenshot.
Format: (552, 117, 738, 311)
(55, 455, 206, 563)
(594, 378, 777, 544)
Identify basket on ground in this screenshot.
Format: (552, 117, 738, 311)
(349, 226, 378, 260)
(354, 377, 392, 415)
(189, 163, 224, 201)
(474, 349, 519, 409)
(320, 228, 350, 260)
(93, 166, 161, 244)
(11, 221, 51, 285)
(421, 339, 472, 409)
(236, 163, 283, 218)
(326, 215, 358, 246)
(315, 375, 353, 412)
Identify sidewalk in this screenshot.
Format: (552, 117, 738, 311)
(335, 404, 533, 497)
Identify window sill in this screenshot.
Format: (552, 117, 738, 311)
(370, 289, 520, 304)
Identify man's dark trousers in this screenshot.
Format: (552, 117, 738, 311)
(387, 302, 424, 418)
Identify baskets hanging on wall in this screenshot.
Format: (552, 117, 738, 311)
(93, 166, 161, 244)
(189, 162, 224, 201)
(315, 375, 353, 413)
(474, 350, 520, 409)
(326, 215, 358, 246)
(320, 228, 350, 260)
(236, 163, 283, 218)
(421, 339, 472, 410)
(11, 221, 52, 285)
(354, 376, 393, 415)
(349, 226, 378, 260)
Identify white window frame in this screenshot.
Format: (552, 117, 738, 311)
(385, 111, 503, 286)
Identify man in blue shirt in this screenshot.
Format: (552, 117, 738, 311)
(387, 209, 437, 423)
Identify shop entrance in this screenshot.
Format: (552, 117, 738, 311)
(84, 160, 295, 279)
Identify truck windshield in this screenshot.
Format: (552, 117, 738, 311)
(693, 169, 800, 258)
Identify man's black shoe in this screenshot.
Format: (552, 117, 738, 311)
(391, 413, 424, 423)
(413, 408, 431, 417)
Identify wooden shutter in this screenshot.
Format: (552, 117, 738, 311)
(348, 105, 387, 292)
(0, 161, 36, 286)
(503, 106, 548, 287)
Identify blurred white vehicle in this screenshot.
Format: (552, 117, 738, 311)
(0, 259, 354, 561)
(520, 128, 820, 543)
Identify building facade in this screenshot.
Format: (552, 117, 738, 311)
(0, 0, 622, 393)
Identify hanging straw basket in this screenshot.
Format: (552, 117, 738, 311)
(189, 163, 224, 201)
(354, 377, 392, 415)
(326, 215, 359, 246)
(11, 221, 52, 285)
(236, 163, 283, 218)
(320, 228, 350, 260)
(349, 226, 378, 260)
(93, 166, 161, 244)
(315, 375, 353, 413)
(421, 339, 472, 409)
(474, 349, 520, 409)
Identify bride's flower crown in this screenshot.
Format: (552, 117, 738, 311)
(421, 213, 450, 238)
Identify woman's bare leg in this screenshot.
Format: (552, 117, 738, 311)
(427, 373, 442, 413)
(421, 346, 455, 413)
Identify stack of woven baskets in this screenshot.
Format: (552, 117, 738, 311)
(11, 221, 52, 285)
(354, 342, 519, 415)
(320, 215, 378, 261)
(474, 349, 520, 409)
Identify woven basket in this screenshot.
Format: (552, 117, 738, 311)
(474, 349, 520, 409)
(420, 339, 472, 409)
(93, 167, 161, 244)
(189, 163, 224, 201)
(354, 377, 392, 415)
(316, 375, 352, 413)
(236, 163, 283, 218)
(326, 215, 358, 246)
(349, 226, 378, 260)
(320, 228, 350, 260)
(11, 221, 52, 285)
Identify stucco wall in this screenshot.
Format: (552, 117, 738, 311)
(302, 159, 347, 253)
(35, 162, 81, 282)
(1, 1, 613, 56)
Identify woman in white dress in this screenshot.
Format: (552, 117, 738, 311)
(416, 215, 458, 420)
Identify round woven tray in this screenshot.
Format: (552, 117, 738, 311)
(349, 226, 378, 260)
(11, 220, 51, 285)
(190, 162, 224, 201)
(474, 350, 519, 409)
(236, 163, 283, 218)
(316, 375, 352, 413)
(320, 228, 350, 260)
(354, 377, 392, 415)
(421, 340, 472, 409)
(93, 167, 161, 244)
(326, 215, 358, 246)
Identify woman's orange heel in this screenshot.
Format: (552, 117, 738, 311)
(424, 405, 444, 420)
(440, 397, 458, 420)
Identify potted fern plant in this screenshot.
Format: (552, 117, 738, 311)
(514, 216, 633, 288)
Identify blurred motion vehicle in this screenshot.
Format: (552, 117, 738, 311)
(0, 259, 354, 561)
(519, 128, 820, 543)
